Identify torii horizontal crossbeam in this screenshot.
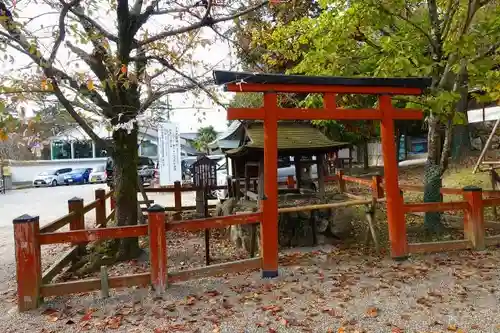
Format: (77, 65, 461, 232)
(228, 107, 423, 121)
(225, 83, 424, 95)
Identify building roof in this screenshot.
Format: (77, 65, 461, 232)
(180, 133, 199, 141)
(216, 139, 240, 150)
(226, 122, 350, 157)
(208, 120, 243, 149)
(213, 70, 432, 90)
(181, 144, 201, 156)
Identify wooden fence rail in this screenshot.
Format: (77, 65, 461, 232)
(336, 173, 500, 256)
(13, 199, 262, 312)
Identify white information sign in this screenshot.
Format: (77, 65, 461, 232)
(157, 122, 182, 186)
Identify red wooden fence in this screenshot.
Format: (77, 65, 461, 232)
(12, 171, 500, 312)
(13, 190, 262, 311)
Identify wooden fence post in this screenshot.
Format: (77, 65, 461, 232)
(286, 175, 295, 189)
(463, 186, 485, 250)
(13, 214, 42, 311)
(110, 194, 116, 211)
(372, 175, 384, 199)
(95, 189, 107, 227)
(336, 169, 346, 193)
(234, 178, 241, 199)
(226, 176, 233, 199)
(174, 181, 182, 221)
(148, 204, 167, 294)
(68, 197, 85, 255)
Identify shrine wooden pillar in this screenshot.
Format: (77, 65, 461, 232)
(317, 154, 325, 199)
(379, 95, 408, 259)
(294, 155, 302, 191)
(262, 93, 279, 277)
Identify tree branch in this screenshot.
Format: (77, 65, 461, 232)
(49, 0, 80, 65)
(65, 41, 107, 81)
(0, 3, 111, 113)
(50, 80, 106, 146)
(138, 1, 268, 47)
(441, 0, 459, 41)
(148, 55, 225, 109)
(117, 0, 131, 60)
(68, 5, 120, 44)
(140, 82, 212, 113)
(378, 3, 440, 57)
(472, 41, 500, 63)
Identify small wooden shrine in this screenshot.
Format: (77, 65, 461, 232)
(226, 121, 350, 199)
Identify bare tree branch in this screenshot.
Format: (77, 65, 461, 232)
(65, 41, 107, 81)
(141, 81, 212, 112)
(49, 0, 81, 65)
(137, 1, 268, 47)
(68, 5, 120, 44)
(50, 80, 106, 145)
(0, 1, 109, 141)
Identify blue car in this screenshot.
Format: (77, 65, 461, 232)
(63, 168, 92, 185)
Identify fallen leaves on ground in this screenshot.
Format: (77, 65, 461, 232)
(23, 204, 500, 333)
(365, 306, 379, 318)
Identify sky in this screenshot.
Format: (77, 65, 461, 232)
(1, 0, 239, 134)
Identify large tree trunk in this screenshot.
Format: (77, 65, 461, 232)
(423, 116, 444, 233)
(452, 68, 471, 161)
(112, 127, 141, 259)
(361, 140, 369, 169)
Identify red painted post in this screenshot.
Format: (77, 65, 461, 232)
(68, 197, 85, 255)
(372, 175, 384, 199)
(174, 181, 182, 221)
(261, 92, 279, 278)
(148, 204, 168, 293)
(379, 95, 408, 260)
(463, 186, 485, 250)
(95, 189, 107, 227)
(336, 169, 346, 193)
(286, 175, 295, 189)
(13, 214, 42, 311)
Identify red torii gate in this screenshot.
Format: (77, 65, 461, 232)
(213, 71, 431, 277)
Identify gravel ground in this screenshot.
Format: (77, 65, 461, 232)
(1, 245, 500, 333)
(2, 183, 500, 332)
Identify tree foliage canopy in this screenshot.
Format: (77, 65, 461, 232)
(194, 125, 218, 153)
(246, 0, 499, 160)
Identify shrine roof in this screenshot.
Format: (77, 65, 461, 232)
(226, 122, 350, 158)
(213, 70, 432, 90)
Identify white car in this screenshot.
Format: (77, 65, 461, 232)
(89, 165, 107, 183)
(33, 168, 73, 187)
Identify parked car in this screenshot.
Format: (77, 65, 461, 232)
(106, 156, 155, 187)
(63, 168, 92, 185)
(89, 165, 107, 183)
(33, 168, 73, 187)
